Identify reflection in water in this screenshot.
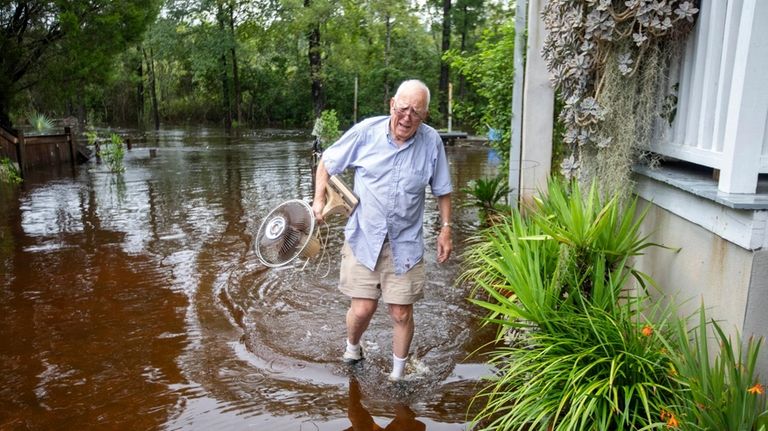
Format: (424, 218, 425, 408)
(0, 128, 497, 430)
(345, 377, 426, 431)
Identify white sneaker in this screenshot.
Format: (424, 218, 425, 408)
(342, 345, 364, 364)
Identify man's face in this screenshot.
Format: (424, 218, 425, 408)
(389, 91, 428, 143)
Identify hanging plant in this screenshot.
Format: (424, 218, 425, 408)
(541, 0, 699, 196)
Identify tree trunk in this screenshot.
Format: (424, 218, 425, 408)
(439, 0, 452, 120)
(229, 2, 242, 125)
(218, 4, 232, 131)
(77, 89, 86, 127)
(220, 52, 232, 131)
(0, 83, 12, 128)
(458, 3, 468, 97)
(143, 47, 160, 130)
(136, 46, 145, 127)
(0, 106, 10, 129)
(384, 12, 392, 106)
(305, 0, 324, 118)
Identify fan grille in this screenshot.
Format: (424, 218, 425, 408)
(255, 200, 316, 267)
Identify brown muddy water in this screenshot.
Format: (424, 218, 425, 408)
(0, 128, 501, 430)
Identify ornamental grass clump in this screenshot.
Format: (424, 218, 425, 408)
(461, 179, 678, 430)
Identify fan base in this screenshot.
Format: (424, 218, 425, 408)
(300, 235, 322, 259)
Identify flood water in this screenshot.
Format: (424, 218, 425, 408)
(0, 127, 500, 430)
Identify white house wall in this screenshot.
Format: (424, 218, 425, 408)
(634, 199, 753, 334)
(633, 167, 768, 374)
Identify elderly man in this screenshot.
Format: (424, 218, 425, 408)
(312, 79, 453, 381)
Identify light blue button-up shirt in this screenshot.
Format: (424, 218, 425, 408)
(321, 116, 452, 275)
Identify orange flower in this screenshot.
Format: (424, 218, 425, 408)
(666, 414, 679, 428)
(641, 324, 653, 337)
(747, 383, 765, 395)
(660, 409, 679, 428)
(668, 364, 678, 377)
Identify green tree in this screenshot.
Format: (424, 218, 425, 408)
(0, 1, 161, 128)
(445, 9, 514, 162)
(322, 0, 439, 125)
(87, 0, 448, 128)
(452, 0, 485, 97)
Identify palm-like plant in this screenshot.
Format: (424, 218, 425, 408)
(28, 112, 54, 133)
(461, 176, 511, 224)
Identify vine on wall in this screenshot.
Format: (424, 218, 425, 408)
(542, 0, 698, 197)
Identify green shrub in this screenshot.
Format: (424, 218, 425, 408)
(461, 179, 673, 429)
(0, 157, 22, 184)
(461, 178, 768, 430)
(98, 133, 126, 173)
(470, 299, 679, 430)
(312, 109, 342, 149)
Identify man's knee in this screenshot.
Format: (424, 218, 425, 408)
(350, 299, 377, 321)
(388, 304, 413, 325)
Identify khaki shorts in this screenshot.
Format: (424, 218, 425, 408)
(339, 241, 425, 305)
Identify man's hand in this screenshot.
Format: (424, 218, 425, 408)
(436, 193, 452, 263)
(437, 227, 452, 263)
(312, 198, 326, 224)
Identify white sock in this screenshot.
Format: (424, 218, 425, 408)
(390, 354, 407, 379)
(346, 339, 361, 355)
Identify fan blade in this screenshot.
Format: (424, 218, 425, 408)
(278, 227, 304, 262)
(282, 203, 311, 232)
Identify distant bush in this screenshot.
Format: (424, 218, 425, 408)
(0, 157, 22, 184)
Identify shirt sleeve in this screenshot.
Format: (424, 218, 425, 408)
(320, 127, 362, 176)
(430, 137, 453, 196)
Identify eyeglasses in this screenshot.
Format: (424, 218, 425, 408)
(393, 103, 427, 121)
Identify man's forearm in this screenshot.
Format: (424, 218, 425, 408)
(437, 193, 452, 226)
(313, 159, 331, 221)
(314, 159, 330, 202)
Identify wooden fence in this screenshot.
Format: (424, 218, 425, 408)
(0, 125, 78, 178)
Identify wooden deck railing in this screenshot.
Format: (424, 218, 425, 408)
(0, 125, 78, 178)
(649, 0, 768, 194)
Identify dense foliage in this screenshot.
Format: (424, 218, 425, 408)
(0, 1, 161, 128)
(2, 0, 511, 133)
(445, 16, 514, 164)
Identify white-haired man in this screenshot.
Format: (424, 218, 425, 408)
(312, 79, 453, 381)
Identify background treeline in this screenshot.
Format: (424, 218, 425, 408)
(1, 0, 514, 134)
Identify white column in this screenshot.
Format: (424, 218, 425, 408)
(719, 0, 768, 194)
(520, 0, 554, 202)
(508, 0, 527, 207)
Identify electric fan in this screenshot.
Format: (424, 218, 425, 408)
(255, 175, 358, 267)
